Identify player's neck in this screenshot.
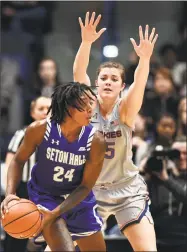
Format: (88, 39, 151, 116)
(98, 97, 118, 119)
(60, 120, 82, 142)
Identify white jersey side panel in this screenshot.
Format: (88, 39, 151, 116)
(91, 99, 138, 185)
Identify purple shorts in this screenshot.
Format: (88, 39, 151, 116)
(27, 181, 103, 241)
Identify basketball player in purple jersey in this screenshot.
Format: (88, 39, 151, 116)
(1, 82, 107, 251)
(73, 12, 158, 251)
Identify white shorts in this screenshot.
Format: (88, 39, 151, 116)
(93, 174, 154, 232)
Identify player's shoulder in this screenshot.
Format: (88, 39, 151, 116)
(23, 119, 49, 145)
(26, 119, 47, 138)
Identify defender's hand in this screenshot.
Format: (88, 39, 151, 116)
(79, 12, 106, 43)
(130, 25, 158, 59)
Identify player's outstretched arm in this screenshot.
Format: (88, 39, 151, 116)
(52, 131, 106, 217)
(120, 25, 158, 127)
(73, 12, 106, 85)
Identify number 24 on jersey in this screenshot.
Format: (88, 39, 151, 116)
(53, 142, 115, 183)
(53, 166, 75, 182)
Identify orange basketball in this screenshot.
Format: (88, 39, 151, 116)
(1, 199, 42, 239)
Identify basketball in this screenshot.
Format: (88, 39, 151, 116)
(1, 199, 42, 239)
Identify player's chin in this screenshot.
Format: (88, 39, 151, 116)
(101, 92, 114, 98)
(83, 118, 91, 126)
(76, 118, 90, 127)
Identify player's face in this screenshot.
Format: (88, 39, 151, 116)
(69, 92, 95, 126)
(96, 68, 124, 100)
(39, 60, 57, 83)
(31, 97, 51, 121)
(156, 117, 176, 140)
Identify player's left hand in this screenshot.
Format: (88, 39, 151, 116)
(130, 25, 158, 59)
(37, 205, 57, 228)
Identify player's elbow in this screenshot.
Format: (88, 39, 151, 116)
(73, 72, 79, 82)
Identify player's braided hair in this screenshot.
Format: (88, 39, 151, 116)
(48, 82, 96, 123)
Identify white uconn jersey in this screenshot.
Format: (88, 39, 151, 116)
(91, 99, 138, 185)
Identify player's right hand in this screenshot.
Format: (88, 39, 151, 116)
(78, 12, 106, 43)
(0, 194, 20, 219)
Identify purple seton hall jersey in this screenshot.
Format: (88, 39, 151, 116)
(28, 118, 103, 241)
(29, 118, 96, 196)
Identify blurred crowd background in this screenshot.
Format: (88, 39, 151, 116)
(0, 1, 186, 252)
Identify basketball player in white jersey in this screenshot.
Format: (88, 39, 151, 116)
(73, 12, 158, 251)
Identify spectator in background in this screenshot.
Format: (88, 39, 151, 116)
(177, 97, 187, 137)
(125, 51, 138, 86)
(2, 96, 51, 252)
(139, 113, 177, 176)
(144, 137, 187, 252)
(159, 43, 186, 91)
(0, 57, 24, 135)
(177, 2, 187, 62)
(125, 51, 160, 90)
(142, 67, 179, 134)
(179, 68, 186, 97)
(32, 58, 61, 98)
(1, 1, 56, 69)
(132, 113, 149, 166)
(1, 1, 55, 33)
(151, 113, 177, 149)
(159, 44, 178, 70)
(24, 58, 61, 125)
(133, 113, 148, 140)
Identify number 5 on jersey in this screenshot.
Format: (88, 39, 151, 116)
(53, 166, 75, 182)
(105, 142, 115, 159)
